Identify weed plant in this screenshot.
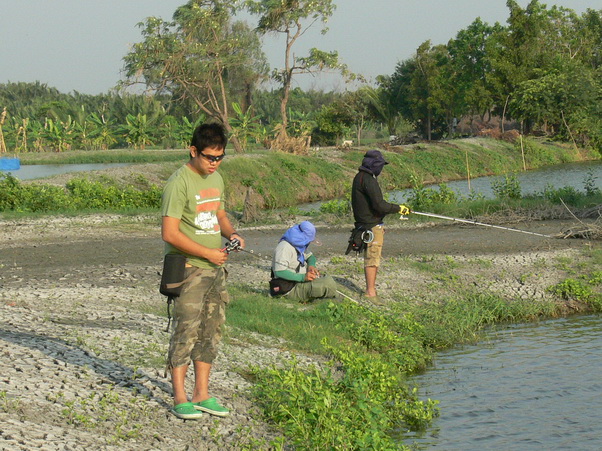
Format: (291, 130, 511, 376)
(548, 276, 602, 311)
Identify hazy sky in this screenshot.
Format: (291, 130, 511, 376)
(0, 0, 599, 95)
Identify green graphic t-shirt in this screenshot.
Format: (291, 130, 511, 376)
(161, 165, 225, 269)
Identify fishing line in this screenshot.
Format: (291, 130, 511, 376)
(411, 211, 554, 238)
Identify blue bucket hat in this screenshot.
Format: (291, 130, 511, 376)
(280, 221, 316, 264)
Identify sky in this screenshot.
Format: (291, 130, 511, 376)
(0, 0, 599, 95)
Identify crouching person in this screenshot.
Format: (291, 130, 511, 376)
(269, 221, 339, 302)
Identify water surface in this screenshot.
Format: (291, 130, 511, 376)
(392, 160, 602, 202)
(0, 163, 131, 180)
(404, 315, 602, 450)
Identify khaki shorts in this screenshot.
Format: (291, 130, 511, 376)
(364, 225, 384, 267)
(167, 266, 229, 369)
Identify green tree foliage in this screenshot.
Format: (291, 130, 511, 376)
(0, 81, 200, 151)
(447, 18, 501, 120)
(122, 0, 268, 152)
(312, 99, 354, 145)
(379, 1, 602, 150)
(245, 0, 355, 150)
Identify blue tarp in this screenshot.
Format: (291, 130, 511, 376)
(0, 158, 20, 171)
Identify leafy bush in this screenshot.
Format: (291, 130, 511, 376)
(583, 170, 601, 197)
(0, 174, 71, 212)
(540, 184, 580, 204)
(0, 174, 161, 213)
(319, 198, 350, 215)
(548, 278, 602, 311)
(406, 175, 458, 211)
(491, 174, 522, 199)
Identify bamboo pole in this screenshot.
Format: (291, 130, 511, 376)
(520, 134, 526, 171)
(465, 148, 471, 191)
(0, 107, 7, 154)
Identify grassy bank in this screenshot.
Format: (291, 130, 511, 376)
(1, 137, 599, 215)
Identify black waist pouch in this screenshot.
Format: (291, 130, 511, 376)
(269, 277, 296, 296)
(160, 253, 187, 297)
(345, 226, 368, 255)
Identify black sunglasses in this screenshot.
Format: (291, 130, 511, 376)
(198, 151, 226, 163)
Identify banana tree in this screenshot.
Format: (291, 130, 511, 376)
(229, 102, 262, 151)
(42, 116, 74, 152)
(87, 113, 117, 150)
(121, 113, 154, 150)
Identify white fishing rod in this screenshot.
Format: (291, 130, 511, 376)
(411, 211, 554, 238)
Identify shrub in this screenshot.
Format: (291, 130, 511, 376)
(406, 175, 458, 211)
(0, 174, 161, 213)
(491, 174, 521, 199)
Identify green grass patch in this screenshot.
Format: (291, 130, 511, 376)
(3, 137, 599, 218)
(226, 284, 354, 354)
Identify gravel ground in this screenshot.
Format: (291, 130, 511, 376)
(0, 213, 598, 450)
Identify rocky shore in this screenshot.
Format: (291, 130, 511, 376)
(0, 214, 596, 450)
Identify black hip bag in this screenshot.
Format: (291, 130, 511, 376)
(160, 253, 188, 297)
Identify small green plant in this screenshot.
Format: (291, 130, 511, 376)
(406, 175, 459, 210)
(319, 198, 350, 215)
(0, 390, 20, 412)
(491, 174, 521, 199)
(541, 184, 580, 204)
(588, 271, 602, 286)
(583, 170, 601, 197)
(548, 279, 593, 301)
(329, 256, 345, 264)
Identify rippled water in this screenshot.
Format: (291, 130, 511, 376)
(404, 315, 602, 450)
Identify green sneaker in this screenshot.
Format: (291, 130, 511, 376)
(171, 402, 203, 420)
(193, 397, 230, 417)
(364, 295, 385, 306)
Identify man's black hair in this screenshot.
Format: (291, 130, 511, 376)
(190, 123, 228, 152)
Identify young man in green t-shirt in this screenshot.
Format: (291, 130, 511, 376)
(161, 122, 244, 420)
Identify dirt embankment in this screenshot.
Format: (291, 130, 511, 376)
(0, 214, 598, 449)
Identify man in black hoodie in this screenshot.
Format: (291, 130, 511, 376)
(351, 150, 410, 302)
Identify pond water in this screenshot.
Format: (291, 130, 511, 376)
(403, 314, 602, 450)
(0, 163, 131, 180)
(391, 160, 602, 203)
(300, 159, 602, 212)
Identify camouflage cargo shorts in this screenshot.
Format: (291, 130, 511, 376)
(167, 266, 229, 369)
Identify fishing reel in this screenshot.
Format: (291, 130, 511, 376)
(361, 229, 374, 244)
(223, 238, 242, 254)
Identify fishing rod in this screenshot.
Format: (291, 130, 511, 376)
(411, 211, 554, 238)
(223, 239, 361, 304)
